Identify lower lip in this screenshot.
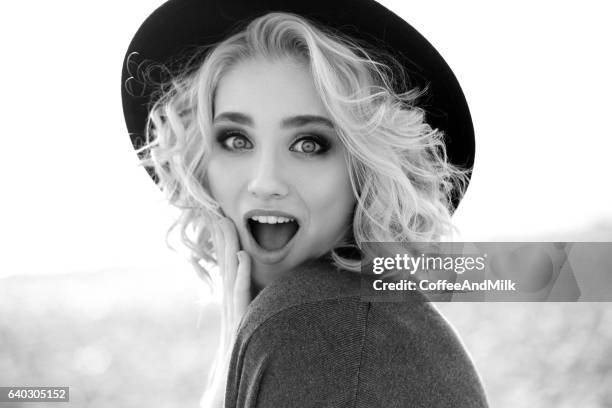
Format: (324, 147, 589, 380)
(244, 221, 300, 264)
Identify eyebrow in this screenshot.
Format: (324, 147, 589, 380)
(281, 115, 334, 129)
(213, 112, 334, 129)
(213, 112, 253, 126)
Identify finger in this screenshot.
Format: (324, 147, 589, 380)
(213, 222, 225, 274)
(220, 217, 241, 336)
(221, 217, 239, 289)
(233, 250, 252, 321)
(213, 222, 231, 338)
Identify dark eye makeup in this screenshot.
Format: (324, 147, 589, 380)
(289, 134, 331, 155)
(216, 130, 253, 151)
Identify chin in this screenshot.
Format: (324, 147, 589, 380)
(250, 256, 295, 288)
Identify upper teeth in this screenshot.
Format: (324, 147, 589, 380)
(251, 215, 294, 224)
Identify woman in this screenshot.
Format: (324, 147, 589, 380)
(122, 1, 486, 407)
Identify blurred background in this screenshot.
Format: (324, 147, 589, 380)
(1, 0, 611, 407)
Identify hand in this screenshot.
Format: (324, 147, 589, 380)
(201, 217, 252, 408)
(214, 216, 252, 338)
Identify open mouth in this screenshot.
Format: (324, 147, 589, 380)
(247, 216, 300, 251)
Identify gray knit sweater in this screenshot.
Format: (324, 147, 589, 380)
(225, 256, 488, 407)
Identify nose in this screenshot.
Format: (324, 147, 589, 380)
(247, 151, 290, 199)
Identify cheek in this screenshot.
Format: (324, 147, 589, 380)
(302, 159, 355, 228)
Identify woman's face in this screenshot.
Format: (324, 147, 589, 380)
(207, 57, 356, 287)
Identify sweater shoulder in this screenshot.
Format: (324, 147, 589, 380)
(355, 301, 488, 407)
(227, 296, 369, 408)
(237, 259, 364, 341)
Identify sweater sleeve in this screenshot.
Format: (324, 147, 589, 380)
(225, 297, 369, 408)
(225, 296, 488, 408)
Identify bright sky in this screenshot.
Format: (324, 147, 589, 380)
(1, 1, 610, 278)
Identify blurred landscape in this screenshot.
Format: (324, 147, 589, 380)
(0, 270, 220, 408)
(2, 223, 612, 407)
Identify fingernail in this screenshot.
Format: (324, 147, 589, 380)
(236, 251, 243, 263)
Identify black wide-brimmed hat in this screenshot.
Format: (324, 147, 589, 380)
(121, 0, 475, 210)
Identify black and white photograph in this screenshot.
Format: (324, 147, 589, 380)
(1, 0, 611, 407)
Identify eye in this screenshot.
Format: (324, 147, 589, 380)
(217, 131, 253, 151)
(290, 135, 330, 155)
